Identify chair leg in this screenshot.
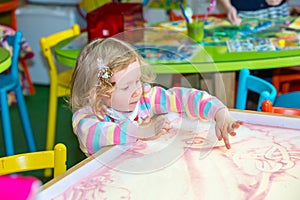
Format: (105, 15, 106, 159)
(46, 88, 58, 151)
(0, 91, 15, 156)
(272, 69, 280, 92)
(15, 86, 37, 152)
(20, 59, 35, 95)
(45, 85, 58, 177)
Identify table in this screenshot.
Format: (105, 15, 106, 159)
(0, 47, 11, 73)
(54, 18, 300, 108)
(37, 110, 300, 200)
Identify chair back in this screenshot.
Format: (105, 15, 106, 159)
(0, 143, 67, 178)
(40, 24, 80, 83)
(262, 100, 300, 116)
(236, 68, 277, 111)
(5, 30, 22, 81)
(272, 67, 300, 94)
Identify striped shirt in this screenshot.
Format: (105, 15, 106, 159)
(238, 2, 289, 19)
(72, 83, 226, 156)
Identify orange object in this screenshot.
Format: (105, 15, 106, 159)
(261, 100, 300, 116)
(0, 0, 18, 30)
(272, 67, 300, 94)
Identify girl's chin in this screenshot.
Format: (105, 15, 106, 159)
(127, 105, 136, 112)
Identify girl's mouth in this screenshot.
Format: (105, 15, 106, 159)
(130, 101, 138, 105)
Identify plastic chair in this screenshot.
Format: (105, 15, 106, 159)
(40, 24, 80, 153)
(0, 0, 18, 30)
(261, 100, 300, 116)
(272, 67, 300, 94)
(0, 143, 67, 178)
(236, 68, 277, 111)
(0, 31, 36, 156)
(274, 91, 300, 109)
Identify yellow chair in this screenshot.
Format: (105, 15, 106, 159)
(0, 143, 67, 178)
(40, 24, 80, 152)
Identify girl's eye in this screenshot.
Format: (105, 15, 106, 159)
(121, 86, 129, 91)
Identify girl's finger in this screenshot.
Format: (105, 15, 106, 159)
(222, 125, 231, 149)
(215, 126, 222, 141)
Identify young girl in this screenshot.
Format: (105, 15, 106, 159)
(69, 37, 242, 156)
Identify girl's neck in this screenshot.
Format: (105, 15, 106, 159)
(106, 102, 139, 122)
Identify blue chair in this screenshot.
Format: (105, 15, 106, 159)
(236, 68, 277, 111)
(0, 31, 36, 156)
(274, 91, 300, 109)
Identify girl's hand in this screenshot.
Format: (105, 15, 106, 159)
(137, 115, 170, 141)
(265, 0, 283, 6)
(214, 108, 243, 149)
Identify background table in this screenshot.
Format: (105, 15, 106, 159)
(37, 110, 300, 200)
(54, 18, 300, 108)
(0, 47, 11, 73)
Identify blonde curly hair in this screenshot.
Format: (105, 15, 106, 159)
(69, 37, 155, 113)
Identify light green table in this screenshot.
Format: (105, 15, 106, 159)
(0, 47, 11, 73)
(54, 30, 300, 108)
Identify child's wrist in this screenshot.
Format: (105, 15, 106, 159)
(214, 107, 228, 121)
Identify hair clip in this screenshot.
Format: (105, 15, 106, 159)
(97, 58, 113, 86)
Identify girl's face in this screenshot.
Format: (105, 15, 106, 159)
(103, 60, 142, 112)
